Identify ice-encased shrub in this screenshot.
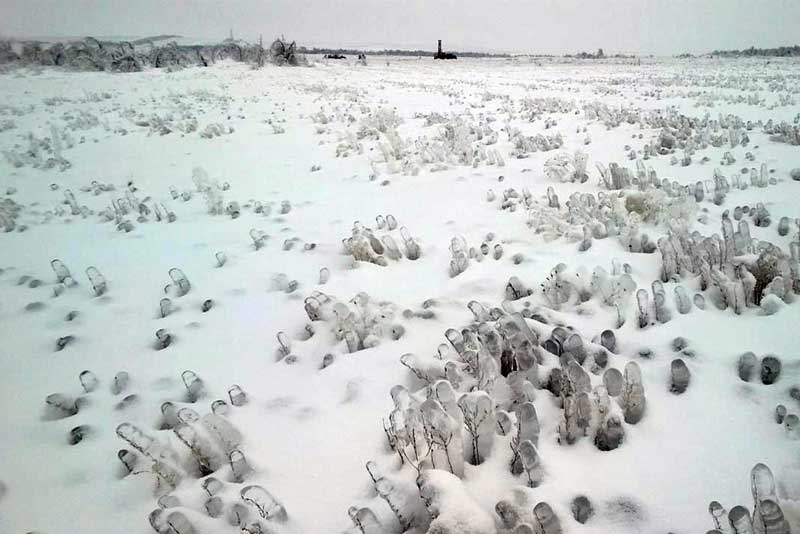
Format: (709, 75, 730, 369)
(705, 463, 790, 534)
(371, 296, 650, 530)
(457, 391, 495, 465)
(342, 219, 422, 267)
(517, 174, 684, 264)
(173, 423, 223, 475)
(764, 120, 800, 145)
(525, 261, 638, 327)
(116, 423, 183, 491)
(510, 402, 540, 475)
(111, 370, 266, 531)
(509, 129, 564, 158)
(517, 440, 542, 488)
(303, 291, 402, 353)
(624, 189, 697, 227)
(657, 215, 799, 313)
(543, 150, 589, 183)
(374, 475, 426, 531)
(596, 162, 632, 190)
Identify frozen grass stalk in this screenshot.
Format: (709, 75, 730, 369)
(215, 251, 227, 267)
(182, 370, 205, 402)
(78, 370, 98, 393)
(241, 485, 288, 522)
(229, 449, 252, 482)
(51, 259, 74, 285)
(760, 355, 781, 385)
(159, 298, 172, 318)
(622, 361, 646, 424)
(228, 384, 247, 406)
(155, 329, 172, 350)
(670, 359, 690, 394)
(167, 268, 190, 297)
(457, 391, 495, 465)
(86, 266, 107, 296)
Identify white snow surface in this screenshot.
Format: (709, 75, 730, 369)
(0, 56, 799, 534)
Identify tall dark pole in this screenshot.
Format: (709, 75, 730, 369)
(438, 40, 442, 55)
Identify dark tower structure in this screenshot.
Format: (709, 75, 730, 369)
(434, 40, 457, 60)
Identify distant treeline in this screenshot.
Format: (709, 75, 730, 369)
(131, 35, 182, 45)
(298, 46, 510, 58)
(0, 36, 304, 72)
(561, 49, 636, 60)
(709, 45, 800, 57)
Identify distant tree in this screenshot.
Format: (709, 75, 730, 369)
(710, 44, 800, 57)
(597, 48, 604, 58)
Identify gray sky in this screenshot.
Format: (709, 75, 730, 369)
(1, 0, 798, 55)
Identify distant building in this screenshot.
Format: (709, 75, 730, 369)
(434, 40, 457, 60)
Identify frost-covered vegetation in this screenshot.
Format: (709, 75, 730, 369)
(0, 36, 306, 72)
(1, 54, 799, 534)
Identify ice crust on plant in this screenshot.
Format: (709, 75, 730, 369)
(362, 290, 659, 532)
(343, 219, 422, 266)
(303, 291, 405, 354)
(109, 370, 286, 532)
(543, 151, 589, 183)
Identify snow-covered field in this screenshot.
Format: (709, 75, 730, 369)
(1, 56, 799, 534)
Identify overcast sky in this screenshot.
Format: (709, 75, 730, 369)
(1, 0, 798, 55)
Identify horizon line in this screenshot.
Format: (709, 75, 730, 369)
(1, 34, 797, 58)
